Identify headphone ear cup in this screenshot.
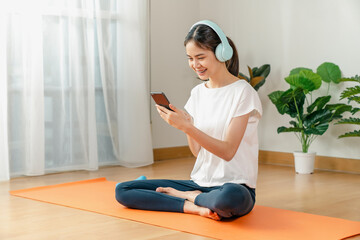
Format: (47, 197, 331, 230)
(223, 45, 233, 62)
(215, 43, 226, 62)
(215, 43, 233, 62)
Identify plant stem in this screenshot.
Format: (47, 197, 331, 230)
(309, 135, 317, 146)
(294, 132, 301, 142)
(327, 82, 330, 95)
(293, 94, 307, 152)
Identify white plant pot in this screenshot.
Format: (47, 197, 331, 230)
(293, 151, 316, 174)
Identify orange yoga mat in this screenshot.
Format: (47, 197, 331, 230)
(10, 178, 360, 240)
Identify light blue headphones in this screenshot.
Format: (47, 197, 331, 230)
(189, 20, 233, 62)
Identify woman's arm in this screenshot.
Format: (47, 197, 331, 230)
(156, 104, 249, 161)
(186, 134, 201, 157)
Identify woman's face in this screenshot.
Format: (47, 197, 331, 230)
(185, 41, 221, 81)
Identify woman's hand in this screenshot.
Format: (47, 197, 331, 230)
(156, 104, 193, 132)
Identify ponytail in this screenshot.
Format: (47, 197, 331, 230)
(225, 37, 239, 77)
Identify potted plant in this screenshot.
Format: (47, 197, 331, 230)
(336, 75, 360, 138)
(268, 62, 352, 174)
(239, 64, 271, 91)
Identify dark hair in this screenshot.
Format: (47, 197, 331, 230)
(184, 24, 239, 77)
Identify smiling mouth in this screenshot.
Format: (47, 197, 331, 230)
(196, 69, 207, 74)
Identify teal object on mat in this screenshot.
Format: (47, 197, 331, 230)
(116, 175, 147, 188)
(136, 175, 147, 180)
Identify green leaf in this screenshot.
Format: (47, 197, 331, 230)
(252, 67, 259, 75)
(253, 64, 271, 78)
(280, 88, 306, 117)
(304, 123, 329, 135)
(285, 74, 315, 93)
(335, 117, 360, 125)
(325, 104, 353, 117)
(269, 88, 305, 117)
(303, 109, 333, 127)
(316, 62, 342, 83)
(351, 108, 360, 115)
(348, 96, 360, 104)
(300, 70, 322, 90)
(340, 86, 360, 100)
(289, 67, 312, 76)
(307, 96, 331, 113)
(268, 91, 283, 105)
(268, 91, 288, 115)
(289, 120, 299, 127)
(338, 130, 360, 138)
(339, 75, 360, 83)
(277, 126, 303, 133)
(285, 70, 322, 93)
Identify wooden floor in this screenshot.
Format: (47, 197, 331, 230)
(1, 157, 359, 240)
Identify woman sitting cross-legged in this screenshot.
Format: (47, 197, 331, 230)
(115, 20, 262, 220)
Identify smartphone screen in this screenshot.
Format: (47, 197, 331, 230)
(150, 92, 174, 111)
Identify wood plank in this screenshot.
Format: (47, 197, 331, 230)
(258, 150, 360, 174)
(153, 146, 193, 161)
(154, 146, 360, 173)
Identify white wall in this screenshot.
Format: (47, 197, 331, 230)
(150, 0, 201, 148)
(150, 0, 360, 160)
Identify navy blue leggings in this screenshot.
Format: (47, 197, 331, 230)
(115, 179, 255, 218)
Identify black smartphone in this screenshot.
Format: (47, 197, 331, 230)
(150, 92, 174, 111)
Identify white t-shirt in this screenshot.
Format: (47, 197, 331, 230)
(184, 80, 262, 188)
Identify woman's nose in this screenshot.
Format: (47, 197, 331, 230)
(193, 59, 200, 68)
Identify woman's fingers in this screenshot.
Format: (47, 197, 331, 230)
(156, 105, 171, 122)
(169, 104, 177, 112)
(156, 104, 170, 113)
(156, 104, 191, 131)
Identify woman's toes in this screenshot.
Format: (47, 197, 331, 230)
(211, 212, 221, 221)
(199, 208, 221, 221)
(156, 187, 175, 194)
(156, 187, 165, 192)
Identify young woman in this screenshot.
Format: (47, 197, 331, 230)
(115, 20, 262, 220)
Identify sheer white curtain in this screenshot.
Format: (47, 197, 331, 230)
(0, 13, 10, 181)
(0, 0, 153, 181)
(95, 0, 153, 167)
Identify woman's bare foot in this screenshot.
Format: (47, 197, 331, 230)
(156, 187, 201, 203)
(183, 200, 221, 221)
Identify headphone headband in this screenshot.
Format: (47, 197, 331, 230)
(189, 20, 233, 62)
